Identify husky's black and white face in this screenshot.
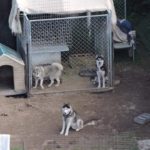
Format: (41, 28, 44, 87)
(62, 104, 73, 116)
(96, 55, 104, 68)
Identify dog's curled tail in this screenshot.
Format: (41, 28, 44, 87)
(83, 120, 96, 127)
(52, 62, 63, 71)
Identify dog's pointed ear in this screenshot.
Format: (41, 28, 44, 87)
(101, 54, 104, 59)
(63, 103, 71, 108)
(96, 54, 104, 59)
(95, 54, 99, 59)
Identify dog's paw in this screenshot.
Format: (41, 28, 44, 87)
(60, 131, 64, 135)
(64, 132, 69, 136)
(65, 133, 68, 136)
(48, 84, 52, 87)
(76, 129, 80, 132)
(55, 84, 60, 87)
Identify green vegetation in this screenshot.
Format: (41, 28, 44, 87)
(127, 0, 150, 16)
(127, 0, 150, 53)
(122, 0, 150, 66)
(11, 147, 24, 150)
(137, 14, 150, 52)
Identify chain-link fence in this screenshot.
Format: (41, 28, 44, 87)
(42, 133, 138, 150)
(8, 133, 139, 150)
(16, 0, 128, 95)
(114, 0, 126, 19)
(17, 11, 113, 95)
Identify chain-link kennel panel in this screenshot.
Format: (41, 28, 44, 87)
(18, 12, 113, 94)
(41, 133, 137, 150)
(113, 0, 126, 19)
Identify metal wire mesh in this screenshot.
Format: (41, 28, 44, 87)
(29, 13, 108, 54)
(114, 0, 126, 19)
(17, 11, 113, 94)
(42, 133, 138, 150)
(16, 0, 129, 95)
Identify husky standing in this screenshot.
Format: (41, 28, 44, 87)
(95, 55, 108, 88)
(32, 62, 63, 89)
(60, 104, 96, 136)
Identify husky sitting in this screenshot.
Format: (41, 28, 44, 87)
(32, 62, 63, 89)
(60, 104, 96, 136)
(94, 55, 108, 88)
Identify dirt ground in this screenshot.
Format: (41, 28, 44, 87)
(0, 51, 150, 150)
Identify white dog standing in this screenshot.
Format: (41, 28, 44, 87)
(32, 62, 63, 89)
(60, 104, 96, 136)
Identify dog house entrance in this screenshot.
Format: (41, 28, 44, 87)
(0, 65, 14, 90)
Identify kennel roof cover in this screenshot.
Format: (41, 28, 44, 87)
(9, 0, 117, 34)
(0, 43, 24, 65)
